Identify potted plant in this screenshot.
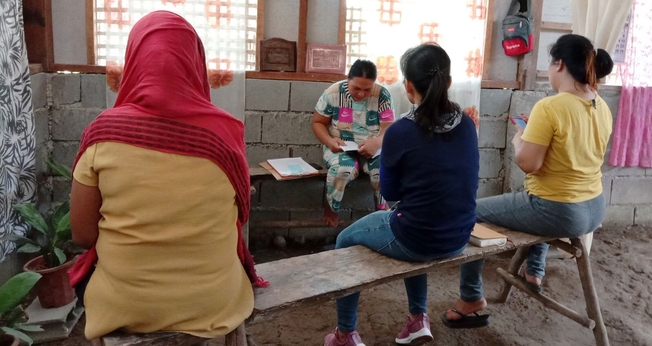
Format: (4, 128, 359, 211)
(0, 272, 43, 346)
(0, 160, 76, 309)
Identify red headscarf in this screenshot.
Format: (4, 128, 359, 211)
(69, 11, 267, 287)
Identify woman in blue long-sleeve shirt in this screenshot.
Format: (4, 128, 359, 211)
(323, 43, 480, 346)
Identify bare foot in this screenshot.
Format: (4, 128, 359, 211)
(445, 298, 487, 321)
(523, 272, 542, 286)
(322, 203, 339, 227)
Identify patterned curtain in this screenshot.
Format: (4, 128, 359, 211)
(345, 0, 487, 125)
(0, 0, 37, 261)
(608, 0, 652, 168)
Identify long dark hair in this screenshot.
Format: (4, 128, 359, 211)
(400, 43, 460, 133)
(549, 34, 614, 90)
(348, 59, 377, 80)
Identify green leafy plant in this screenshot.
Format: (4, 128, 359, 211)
(0, 160, 73, 268)
(0, 272, 43, 345)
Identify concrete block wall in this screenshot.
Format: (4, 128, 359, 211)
(32, 74, 651, 249)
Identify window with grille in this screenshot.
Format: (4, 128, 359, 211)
(94, 0, 258, 70)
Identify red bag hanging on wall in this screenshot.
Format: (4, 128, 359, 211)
(502, 0, 534, 56)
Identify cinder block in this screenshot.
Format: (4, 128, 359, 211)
(601, 149, 647, 176)
(51, 74, 81, 105)
(340, 178, 376, 210)
(509, 91, 547, 117)
(479, 149, 502, 179)
(503, 123, 526, 192)
(81, 74, 107, 108)
(602, 204, 635, 227)
(244, 112, 262, 143)
(290, 210, 351, 221)
(290, 81, 332, 112)
(250, 180, 262, 208)
(34, 108, 49, 145)
(290, 145, 324, 167)
(245, 80, 290, 111)
(600, 87, 621, 118)
(251, 210, 290, 222)
(261, 112, 319, 145)
(246, 145, 289, 166)
(52, 178, 71, 204)
(106, 88, 117, 109)
(477, 179, 503, 198)
(478, 117, 506, 148)
(288, 227, 341, 243)
(611, 178, 652, 204)
(602, 177, 613, 204)
(51, 107, 102, 141)
(34, 144, 49, 180)
(259, 179, 324, 209)
(52, 141, 80, 169)
(635, 205, 652, 225)
(479, 89, 512, 117)
(30, 73, 47, 109)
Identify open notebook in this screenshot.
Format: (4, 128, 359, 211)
(469, 223, 508, 247)
(263, 157, 320, 180)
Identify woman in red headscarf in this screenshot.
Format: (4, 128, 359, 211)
(69, 11, 264, 340)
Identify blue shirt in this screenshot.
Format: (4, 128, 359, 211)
(380, 115, 479, 255)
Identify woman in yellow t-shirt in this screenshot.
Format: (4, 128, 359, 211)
(442, 34, 614, 328)
(69, 11, 263, 340)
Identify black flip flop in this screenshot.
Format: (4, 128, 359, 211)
(440, 309, 490, 329)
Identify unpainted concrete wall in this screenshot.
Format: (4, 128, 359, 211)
(31, 74, 651, 248)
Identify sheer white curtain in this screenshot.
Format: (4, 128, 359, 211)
(570, 0, 634, 52)
(346, 0, 486, 125)
(101, 0, 249, 120)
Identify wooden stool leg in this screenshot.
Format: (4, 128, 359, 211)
(225, 323, 248, 346)
(570, 238, 609, 346)
(497, 246, 529, 303)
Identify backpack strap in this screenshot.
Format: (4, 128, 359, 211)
(508, 0, 533, 20)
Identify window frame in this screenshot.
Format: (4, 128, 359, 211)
(25, 0, 527, 89)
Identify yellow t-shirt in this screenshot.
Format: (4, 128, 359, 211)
(521, 92, 612, 203)
(73, 142, 254, 340)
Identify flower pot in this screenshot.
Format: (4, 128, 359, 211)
(0, 334, 19, 346)
(23, 255, 77, 308)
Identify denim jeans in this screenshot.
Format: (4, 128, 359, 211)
(335, 210, 465, 332)
(459, 192, 605, 302)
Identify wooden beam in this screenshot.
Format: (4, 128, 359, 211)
(497, 268, 596, 329)
(51, 64, 106, 73)
(29, 63, 43, 74)
(541, 21, 572, 32)
(496, 246, 529, 303)
(517, 0, 544, 90)
(250, 220, 355, 229)
(256, 0, 265, 71)
(482, 0, 495, 80)
(85, 0, 96, 65)
(246, 71, 345, 83)
(481, 79, 520, 89)
(338, 0, 346, 45)
(296, 0, 308, 73)
(23, 0, 54, 70)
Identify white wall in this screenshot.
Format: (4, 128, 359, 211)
(264, 0, 300, 41)
(306, 0, 340, 45)
(52, 0, 87, 64)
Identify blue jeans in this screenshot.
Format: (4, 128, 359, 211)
(459, 192, 605, 302)
(335, 210, 465, 332)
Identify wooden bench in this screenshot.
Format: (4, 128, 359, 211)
(98, 224, 609, 346)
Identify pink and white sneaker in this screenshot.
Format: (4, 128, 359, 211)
(395, 313, 434, 345)
(324, 328, 366, 346)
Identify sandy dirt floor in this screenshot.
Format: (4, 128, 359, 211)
(51, 225, 652, 345)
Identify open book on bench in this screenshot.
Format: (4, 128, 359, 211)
(470, 223, 508, 247)
(261, 157, 320, 180)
